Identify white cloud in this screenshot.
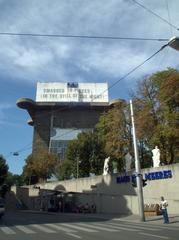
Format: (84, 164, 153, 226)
(14, 48, 53, 68)
(0, 0, 179, 88)
(1, 0, 179, 174)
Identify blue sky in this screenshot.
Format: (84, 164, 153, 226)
(0, 0, 179, 174)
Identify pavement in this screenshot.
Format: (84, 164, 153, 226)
(17, 210, 179, 226)
(112, 214, 179, 226)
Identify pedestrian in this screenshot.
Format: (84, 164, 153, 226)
(58, 201, 62, 212)
(160, 196, 169, 223)
(91, 203, 96, 213)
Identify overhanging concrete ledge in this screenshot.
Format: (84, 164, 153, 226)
(16, 98, 36, 110)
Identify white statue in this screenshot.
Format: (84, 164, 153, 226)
(103, 157, 110, 175)
(152, 146, 160, 167)
(124, 152, 132, 172)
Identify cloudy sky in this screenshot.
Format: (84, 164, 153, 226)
(0, 0, 179, 174)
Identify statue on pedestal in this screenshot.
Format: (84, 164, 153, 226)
(103, 157, 110, 175)
(124, 152, 132, 172)
(152, 146, 160, 167)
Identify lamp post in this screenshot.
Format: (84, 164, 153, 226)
(76, 155, 79, 179)
(130, 100, 145, 222)
(129, 36, 179, 222)
(76, 153, 81, 192)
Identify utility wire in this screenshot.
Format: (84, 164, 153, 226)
(5, 128, 83, 158)
(165, 0, 173, 36)
(92, 44, 168, 100)
(132, 0, 179, 31)
(0, 31, 168, 41)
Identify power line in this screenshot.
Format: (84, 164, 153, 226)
(9, 123, 96, 162)
(5, 128, 81, 158)
(91, 44, 168, 100)
(131, 0, 179, 31)
(165, 0, 173, 36)
(0, 31, 168, 41)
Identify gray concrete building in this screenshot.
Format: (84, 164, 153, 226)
(17, 82, 115, 159)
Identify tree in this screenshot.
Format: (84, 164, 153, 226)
(55, 160, 73, 180)
(64, 131, 106, 178)
(96, 101, 132, 172)
(22, 151, 58, 183)
(132, 68, 179, 165)
(0, 155, 9, 197)
(5, 172, 24, 187)
(0, 155, 8, 185)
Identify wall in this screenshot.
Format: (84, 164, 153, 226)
(142, 164, 179, 214)
(14, 163, 179, 215)
(32, 105, 108, 154)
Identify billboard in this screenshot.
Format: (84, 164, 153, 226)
(36, 82, 108, 102)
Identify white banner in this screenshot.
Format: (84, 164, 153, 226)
(36, 82, 108, 102)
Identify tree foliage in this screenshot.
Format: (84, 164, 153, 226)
(62, 131, 106, 178)
(0, 155, 8, 185)
(5, 172, 24, 187)
(23, 150, 58, 183)
(0, 155, 9, 197)
(96, 101, 132, 172)
(57, 101, 133, 179)
(55, 160, 73, 181)
(132, 68, 179, 164)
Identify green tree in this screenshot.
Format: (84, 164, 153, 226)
(22, 150, 58, 183)
(0, 155, 9, 197)
(5, 172, 24, 187)
(132, 68, 179, 165)
(0, 155, 8, 185)
(64, 131, 106, 178)
(96, 101, 132, 172)
(55, 160, 73, 180)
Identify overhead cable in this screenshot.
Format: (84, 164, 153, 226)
(132, 0, 179, 31)
(0, 31, 168, 41)
(93, 44, 168, 98)
(165, 0, 173, 35)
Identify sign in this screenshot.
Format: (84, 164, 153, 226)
(144, 170, 172, 180)
(116, 170, 173, 184)
(36, 82, 109, 103)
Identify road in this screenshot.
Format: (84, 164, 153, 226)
(0, 211, 178, 240)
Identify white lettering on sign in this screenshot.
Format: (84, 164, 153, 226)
(36, 82, 109, 103)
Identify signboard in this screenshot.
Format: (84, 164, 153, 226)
(116, 170, 172, 184)
(36, 82, 109, 103)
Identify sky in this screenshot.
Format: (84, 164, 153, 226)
(0, 0, 179, 175)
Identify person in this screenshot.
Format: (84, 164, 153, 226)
(152, 146, 160, 167)
(160, 196, 169, 223)
(91, 203, 96, 213)
(83, 203, 90, 213)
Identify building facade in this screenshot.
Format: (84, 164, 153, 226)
(17, 82, 114, 159)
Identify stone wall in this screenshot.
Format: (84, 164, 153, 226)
(13, 163, 179, 215)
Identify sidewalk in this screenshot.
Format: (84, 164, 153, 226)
(109, 214, 179, 226)
(19, 209, 179, 226)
